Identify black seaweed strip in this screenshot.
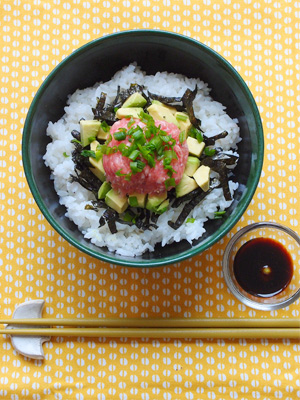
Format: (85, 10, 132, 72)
(168, 189, 212, 230)
(203, 131, 228, 146)
(171, 187, 204, 208)
(147, 90, 182, 104)
(71, 129, 81, 141)
(202, 158, 232, 200)
(212, 151, 239, 165)
(181, 87, 202, 130)
(99, 209, 118, 234)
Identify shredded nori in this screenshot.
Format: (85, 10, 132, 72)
(168, 188, 212, 230)
(70, 142, 100, 195)
(71, 129, 81, 141)
(181, 86, 202, 130)
(203, 130, 228, 146)
(99, 209, 118, 234)
(201, 158, 232, 201)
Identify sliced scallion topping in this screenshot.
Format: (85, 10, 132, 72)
(214, 210, 226, 219)
(186, 217, 195, 223)
(128, 149, 140, 161)
(204, 147, 216, 156)
(114, 131, 127, 141)
(81, 150, 96, 158)
(165, 177, 176, 189)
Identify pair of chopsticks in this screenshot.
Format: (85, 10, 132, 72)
(1, 318, 299, 339)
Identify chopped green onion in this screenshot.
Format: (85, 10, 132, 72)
(101, 120, 110, 132)
(71, 139, 82, 145)
(123, 211, 135, 222)
(128, 196, 138, 207)
(189, 126, 203, 143)
(186, 218, 196, 223)
(204, 147, 216, 156)
(214, 210, 226, 219)
(130, 160, 145, 174)
(179, 131, 186, 143)
(81, 150, 96, 158)
(63, 152, 69, 158)
(116, 169, 128, 177)
(132, 129, 144, 141)
(165, 177, 176, 189)
(114, 131, 127, 141)
(127, 118, 135, 128)
(128, 149, 140, 161)
(95, 150, 102, 161)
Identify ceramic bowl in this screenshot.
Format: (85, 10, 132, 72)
(222, 222, 300, 310)
(22, 30, 264, 267)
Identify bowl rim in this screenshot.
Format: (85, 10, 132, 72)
(222, 221, 300, 310)
(22, 29, 264, 267)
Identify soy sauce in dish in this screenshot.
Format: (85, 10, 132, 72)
(233, 238, 293, 297)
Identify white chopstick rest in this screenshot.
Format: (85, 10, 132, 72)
(5, 300, 51, 360)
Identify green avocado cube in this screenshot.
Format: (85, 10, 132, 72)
(184, 156, 201, 177)
(98, 181, 111, 200)
(128, 192, 147, 208)
(175, 174, 198, 198)
(123, 92, 147, 108)
(146, 192, 167, 211)
(116, 107, 143, 119)
(147, 103, 179, 127)
(186, 136, 205, 157)
(80, 120, 101, 147)
(89, 140, 106, 182)
(105, 189, 128, 214)
(156, 199, 170, 214)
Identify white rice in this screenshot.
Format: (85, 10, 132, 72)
(44, 64, 240, 256)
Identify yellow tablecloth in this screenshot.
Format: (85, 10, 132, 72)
(1, 0, 299, 398)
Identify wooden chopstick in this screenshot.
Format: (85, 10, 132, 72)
(1, 318, 299, 339)
(1, 327, 299, 339)
(1, 318, 299, 328)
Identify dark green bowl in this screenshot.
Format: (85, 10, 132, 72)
(22, 30, 264, 267)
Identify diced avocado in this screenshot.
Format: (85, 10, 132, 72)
(116, 107, 143, 119)
(105, 189, 128, 214)
(156, 199, 169, 214)
(151, 100, 163, 106)
(123, 92, 147, 108)
(193, 165, 211, 192)
(175, 173, 198, 198)
(146, 191, 168, 211)
(89, 140, 106, 181)
(98, 181, 111, 199)
(151, 100, 177, 115)
(147, 103, 180, 127)
(175, 112, 192, 134)
(186, 136, 205, 157)
(97, 122, 110, 141)
(80, 120, 101, 147)
(184, 156, 201, 177)
(128, 192, 147, 208)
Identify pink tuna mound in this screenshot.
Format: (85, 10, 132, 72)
(102, 118, 189, 196)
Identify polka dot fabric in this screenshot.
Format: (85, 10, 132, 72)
(0, 1, 299, 399)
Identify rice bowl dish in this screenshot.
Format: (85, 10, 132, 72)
(44, 64, 241, 257)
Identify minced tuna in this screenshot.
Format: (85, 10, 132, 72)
(103, 118, 189, 196)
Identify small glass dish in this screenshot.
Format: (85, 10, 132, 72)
(222, 222, 300, 310)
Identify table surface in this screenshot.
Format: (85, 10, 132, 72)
(1, 0, 299, 399)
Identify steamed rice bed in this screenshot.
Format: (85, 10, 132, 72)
(44, 64, 240, 256)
